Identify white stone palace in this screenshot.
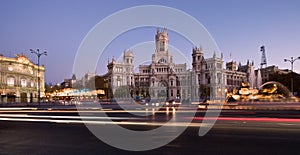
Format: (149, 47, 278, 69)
(103, 28, 226, 102)
(0, 53, 45, 103)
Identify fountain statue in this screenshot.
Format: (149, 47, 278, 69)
(226, 81, 299, 102)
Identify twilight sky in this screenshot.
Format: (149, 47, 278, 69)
(1, 0, 300, 84)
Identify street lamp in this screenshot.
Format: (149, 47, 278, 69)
(30, 49, 47, 106)
(284, 56, 300, 95)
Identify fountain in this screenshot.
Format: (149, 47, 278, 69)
(256, 69, 262, 88)
(248, 65, 256, 89)
(226, 81, 298, 102)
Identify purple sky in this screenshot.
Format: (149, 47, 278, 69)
(1, 0, 300, 84)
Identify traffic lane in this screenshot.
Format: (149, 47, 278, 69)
(170, 127, 300, 155)
(0, 121, 120, 155)
(2, 108, 300, 118)
(1, 120, 300, 155)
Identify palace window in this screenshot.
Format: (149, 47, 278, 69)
(116, 67, 123, 73)
(8, 66, 13, 71)
(21, 79, 27, 87)
(7, 77, 14, 86)
(117, 76, 121, 86)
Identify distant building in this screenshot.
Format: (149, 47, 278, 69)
(225, 61, 247, 92)
(225, 60, 263, 91)
(225, 59, 293, 93)
(103, 28, 226, 101)
(131, 28, 189, 101)
(60, 79, 73, 89)
(259, 65, 289, 83)
(226, 61, 237, 71)
(205, 52, 227, 100)
(0, 53, 45, 103)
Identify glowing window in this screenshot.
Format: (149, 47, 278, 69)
(7, 77, 14, 86)
(8, 66, 13, 71)
(21, 79, 27, 87)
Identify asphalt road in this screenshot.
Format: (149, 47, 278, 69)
(1, 108, 300, 155)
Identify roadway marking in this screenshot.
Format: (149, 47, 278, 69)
(277, 123, 297, 126)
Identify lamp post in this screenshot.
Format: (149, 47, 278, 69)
(284, 56, 300, 95)
(30, 49, 47, 106)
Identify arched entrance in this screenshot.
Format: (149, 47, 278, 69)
(157, 80, 168, 102)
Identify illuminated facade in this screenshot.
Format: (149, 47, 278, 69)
(0, 54, 45, 103)
(105, 28, 226, 101)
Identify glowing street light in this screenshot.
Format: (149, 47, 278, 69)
(284, 56, 300, 95)
(30, 49, 47, 106)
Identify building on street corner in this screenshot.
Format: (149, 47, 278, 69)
(0, 53, 45, 103)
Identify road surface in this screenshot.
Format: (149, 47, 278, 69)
(1, 104, 300, 154)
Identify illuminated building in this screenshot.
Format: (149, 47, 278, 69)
(0, 53, 45, 103)
(104, 28, 226, 101)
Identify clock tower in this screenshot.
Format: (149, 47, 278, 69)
(152, 28, 173, 64)
(155, 27, 169, 53)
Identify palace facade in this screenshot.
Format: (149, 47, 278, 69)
(0, 54, 45, 103)
(103, 28, 226, 102)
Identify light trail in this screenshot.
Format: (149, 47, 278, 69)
(0, 107, 38, 110)
(0, 114, 144, 120)
(0, 117, 148, 125)
(0, 108, 214, 114)
(192, 117, 300, 123)
(0, 116, 205, 127)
